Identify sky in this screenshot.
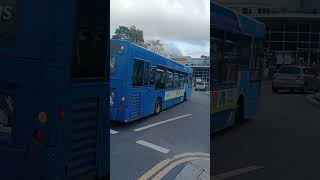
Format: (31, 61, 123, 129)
(110, 0, 210, 58)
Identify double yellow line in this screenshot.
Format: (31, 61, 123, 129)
(138, 152, 210, 180)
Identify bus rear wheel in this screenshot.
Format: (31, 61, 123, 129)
(154, 99, 162, 114)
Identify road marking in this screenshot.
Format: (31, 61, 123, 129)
(153, 156, 210, 179)
(110, 129, 118, 134)
(134, 114, 192, 132)
(211, 165, 264, 180)
(138, 152, 210, 180)
(136, 140, 170, 154)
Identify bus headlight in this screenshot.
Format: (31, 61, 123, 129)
(121, 96, 125, 102)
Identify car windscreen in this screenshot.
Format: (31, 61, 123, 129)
(278, 67, 300, 74)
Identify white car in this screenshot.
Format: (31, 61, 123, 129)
(195, 82, 208, 91)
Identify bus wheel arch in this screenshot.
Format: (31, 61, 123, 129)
(236, 95, 245, 123)
(154, 97, 162, 114)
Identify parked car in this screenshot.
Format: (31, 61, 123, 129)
(195, 82, 208, 91)
(272, 65, 320, 93)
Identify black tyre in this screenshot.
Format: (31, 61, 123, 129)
(183, 93, 187, 101)
(154, 99, 162, 114)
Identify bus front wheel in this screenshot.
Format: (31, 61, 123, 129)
(154, 99, 162, 114)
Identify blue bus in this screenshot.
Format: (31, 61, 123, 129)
(211, 2, 265, 133)
(0, 0, 109, 179)
(110, 39, 193, 122)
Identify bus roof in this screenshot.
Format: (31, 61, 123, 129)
(211, 1, 265, 38)
(111, 39, 193, 73)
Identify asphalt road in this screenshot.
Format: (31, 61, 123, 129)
(211, 81, 320, 180)
(110, 90, 210, 180)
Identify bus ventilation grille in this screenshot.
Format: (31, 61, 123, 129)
(130, 93, 141, 120)
(68, 97, 99, 179)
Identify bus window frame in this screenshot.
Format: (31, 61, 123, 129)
(149, 66, 156, 87)
(132, 58, 145, 87)
(166, 68, 174, 90)
(155, 65, 167, 90)
(212, 27, 253, 86)
(143, 61, 150, 86)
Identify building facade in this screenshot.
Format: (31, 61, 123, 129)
(216, 0, 320, 76)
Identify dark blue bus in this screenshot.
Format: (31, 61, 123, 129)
(0, 0, 109, 179)
(110, 39, 192, 123)
(211, 2, 265, 133)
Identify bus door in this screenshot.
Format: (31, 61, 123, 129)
(246, 39, 264, 117)
(68, 0, 108, 179)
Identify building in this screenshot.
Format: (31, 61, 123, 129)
(171, 56, 210, 82)
(216, 0, 320, 73)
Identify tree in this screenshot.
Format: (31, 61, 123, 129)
(112, 26, 145, 47)
(145, 40, 182, 58)
(145, 40, 166, 56)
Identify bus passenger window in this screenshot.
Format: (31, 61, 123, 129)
(156, 66, 166, 89)
(149, 66, 156, 86)
(144, 62, 150, 86)
(179, 74, 185, 88)
(174, 72, 179, 88)
(166, 69, 174, 89)
(133, 60, 144, 86)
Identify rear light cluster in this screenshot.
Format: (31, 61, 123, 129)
(33, 130, 45, 142)
(33, 112, 48, 143)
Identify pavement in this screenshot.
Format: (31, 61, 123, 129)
(110, 90, 210, 180)
(211, 80, 320, 180)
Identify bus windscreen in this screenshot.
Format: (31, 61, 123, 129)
(0, 0, 16, 43)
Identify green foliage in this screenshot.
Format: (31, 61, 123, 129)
(112, 26, 145, 47)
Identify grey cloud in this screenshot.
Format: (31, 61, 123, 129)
(111, 0, 209, 56)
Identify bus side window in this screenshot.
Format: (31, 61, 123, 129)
(133, 59, 144, 86)
(179, 73, 185, 88)
(166, 69, 174, 89)
(144, 62, 150, 86)
(174, 71, 179, 88)
(156, 66, 166, 89)
(149, 66, 156, 86)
